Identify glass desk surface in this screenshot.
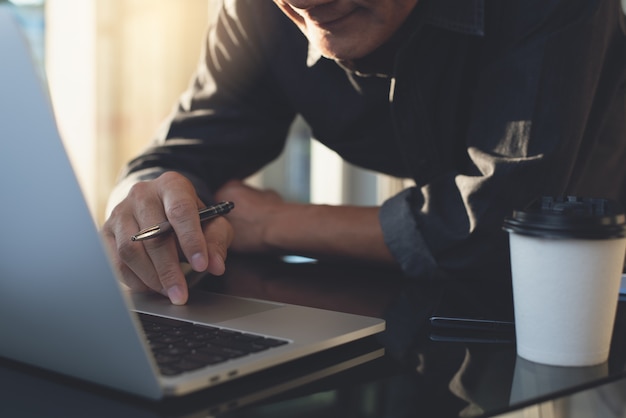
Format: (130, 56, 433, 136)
(2, 254, 626, 418)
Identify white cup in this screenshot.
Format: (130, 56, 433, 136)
(503, 196, 626, 367)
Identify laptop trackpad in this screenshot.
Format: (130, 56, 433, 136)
(129, 290, 283, 324)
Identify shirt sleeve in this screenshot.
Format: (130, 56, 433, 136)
(380, 189, 437, 279)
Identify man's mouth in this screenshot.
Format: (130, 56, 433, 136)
(305, 7, 360, 30)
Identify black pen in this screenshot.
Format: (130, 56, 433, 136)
(131, 201, 234, 242)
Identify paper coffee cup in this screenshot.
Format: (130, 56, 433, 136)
(503, 196, 626, 366)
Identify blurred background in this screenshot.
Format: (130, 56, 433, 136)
(7, 0, 411, 225)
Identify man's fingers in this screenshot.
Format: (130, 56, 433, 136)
(102, 172, 232, 306)
(105, 180, 191, 305)
(102, 231, 151, 292)
(158, 173, 209, 274)
(203, 216, 234, 276)
(142, 236, 189, 305)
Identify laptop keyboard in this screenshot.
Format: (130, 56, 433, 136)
(137, 312, 290, 376)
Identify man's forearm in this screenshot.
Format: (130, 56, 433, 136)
(264, 202, 397, 264)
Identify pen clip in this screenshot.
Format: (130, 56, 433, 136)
(131, 224, 165, 241)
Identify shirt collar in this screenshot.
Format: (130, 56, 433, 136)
(306, 0, 485, 67)
(425, 0, 485, 37)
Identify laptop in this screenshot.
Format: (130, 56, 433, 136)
(0, 6, 385, 400)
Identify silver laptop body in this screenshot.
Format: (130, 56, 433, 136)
(0, 6, 385, 400)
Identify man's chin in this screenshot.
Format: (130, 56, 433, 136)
(315, 41, 373, 62)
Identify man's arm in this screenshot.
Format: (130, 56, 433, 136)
(103, 2, 295, 304)
(214, 180, 397, 265)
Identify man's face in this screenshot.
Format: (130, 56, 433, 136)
(273, 0, 418, 61)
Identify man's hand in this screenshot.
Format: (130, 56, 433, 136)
(102, 172, 233, 305)
(214, 179, 283, 253)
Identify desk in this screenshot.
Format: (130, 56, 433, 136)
(2, 255, 626, 417)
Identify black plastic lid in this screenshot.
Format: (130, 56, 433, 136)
(502, 196, 626, 239)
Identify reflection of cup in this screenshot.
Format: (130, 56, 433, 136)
(503, 196, 626, 366)
(509, 355, 608, 405)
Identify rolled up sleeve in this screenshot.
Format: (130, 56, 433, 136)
(380, 189, 437, 279)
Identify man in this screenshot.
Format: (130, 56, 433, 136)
(103, 0, 626, 305)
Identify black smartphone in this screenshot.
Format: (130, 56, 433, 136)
(428, 316, 515, 344)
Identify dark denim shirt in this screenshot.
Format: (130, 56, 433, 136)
(117, 0, 626, 284)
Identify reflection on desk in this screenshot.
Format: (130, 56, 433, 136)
(496, 372, 626, 418)
(3, 254, 626, 417)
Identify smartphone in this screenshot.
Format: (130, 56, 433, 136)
(428, 315, 515, 344)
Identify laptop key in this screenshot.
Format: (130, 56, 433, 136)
(186, 352, 227, 365)
(154, 354, 181, 365)
(209, 337, 267, 353)
(176, 359, 205, 372)
(197, 344, 247, 359)
(154, 335, 184, 345)
(157, 347, 190, 357)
